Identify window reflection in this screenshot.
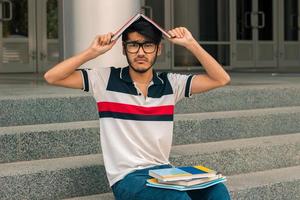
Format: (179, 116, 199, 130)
(284, 0, 298, 41)
(258, 0, 273, 41)
(144, 0, 165, 28)
(174, 0, 230, 67)
(175, 45, 230, 66)
(2, 0, 29, 64)
(236, 0, 252, 40)
(3, 0, 28, 38)
(46, 0, 59, 63)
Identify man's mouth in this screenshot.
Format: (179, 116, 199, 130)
(135, 58, 147, 62)
(135, 59, 148, 63)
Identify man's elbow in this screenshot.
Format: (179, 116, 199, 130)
(219, 75, 231, 86)
(44, 72, 56, 85)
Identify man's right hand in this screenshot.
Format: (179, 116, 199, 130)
(87, 33, 117, 59)
(44, 32, 117, 89)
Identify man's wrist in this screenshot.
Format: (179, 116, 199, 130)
(81, 48, 99, 61)
(185, 39, 201, 52)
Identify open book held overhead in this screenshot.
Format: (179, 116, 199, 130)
(111, 13, 172, 41)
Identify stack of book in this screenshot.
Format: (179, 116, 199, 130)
(146, 165, 226, 191)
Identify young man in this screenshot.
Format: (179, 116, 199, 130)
(44, 18, 231, 200)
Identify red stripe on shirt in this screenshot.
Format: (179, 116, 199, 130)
(97, 102, 174, 115)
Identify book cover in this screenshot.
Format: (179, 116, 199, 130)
(149, 165, 217, 182)
(111, 13, 172, 41)
(146, 177, 227, 191)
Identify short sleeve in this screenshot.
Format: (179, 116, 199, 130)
(167, 73, 195, 103)
(77, 67, 111, 95)
(77, 68, 91, 92)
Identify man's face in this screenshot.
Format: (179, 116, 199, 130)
(123, 32, 162, 73)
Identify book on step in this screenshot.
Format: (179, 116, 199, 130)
(111, 13, 172, 41)
(148, 165, 218, 182)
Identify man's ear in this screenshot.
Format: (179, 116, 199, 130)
(157, 42, 163, 56)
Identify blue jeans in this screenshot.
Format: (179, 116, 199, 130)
(111, 164, 231, 200)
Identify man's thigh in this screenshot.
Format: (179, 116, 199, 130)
(187, 183, 231, 200)
(112, 165, 192, 200)
(111, 165, 231, 200)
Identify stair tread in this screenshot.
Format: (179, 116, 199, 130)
(227, 165, 300, 190)
(2, 105, 300, 133)
(1, 133, 299, 177)
(0, 92, 90, 100)
(2, 83, 300, 99)
(0, 120, 99, 136)
(175, 106, 300, 120)
(171, 132, 300, 155)
(0, 154, 103, 177)
(64, 193, 114, 200)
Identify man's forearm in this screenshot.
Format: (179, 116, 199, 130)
(187, 41, 230, 85)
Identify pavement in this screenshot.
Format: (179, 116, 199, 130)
(0, 72, 300, 97)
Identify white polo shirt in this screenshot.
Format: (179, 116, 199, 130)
(80, 66, 194, 186)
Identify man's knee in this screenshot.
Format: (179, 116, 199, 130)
(112, 178, 192, 200)
(208, 183, 231, 200)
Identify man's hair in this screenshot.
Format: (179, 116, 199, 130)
(122, 18, 162, 44)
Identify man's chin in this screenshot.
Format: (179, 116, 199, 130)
(130, 65, 152, 73)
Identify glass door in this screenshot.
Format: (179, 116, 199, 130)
(232, 0, 254, 67)
(232, 0, 277, 68)
(278, 0, 300, 68)
(141, 0, 172, 70)
(0, 0, 59, 73)
(173, 0, 231, 70)
(36, 0, 59, 73)
(0, 0, 36, 73)
(255, 0, 277, 67)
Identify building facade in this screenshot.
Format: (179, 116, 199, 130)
(0, 0, 300, 73)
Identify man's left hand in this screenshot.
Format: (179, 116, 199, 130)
(167, 27, 196, 48)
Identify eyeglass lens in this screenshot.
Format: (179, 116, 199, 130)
(125, 42, 156, 53)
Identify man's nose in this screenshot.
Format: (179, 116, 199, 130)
(137, 46, 145, 56)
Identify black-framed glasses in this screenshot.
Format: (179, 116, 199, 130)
(124, 41, 157, 54)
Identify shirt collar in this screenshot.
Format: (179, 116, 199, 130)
(120, 66, 164, 85)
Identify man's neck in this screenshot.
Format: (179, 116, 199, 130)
(129, 68, 153, 84)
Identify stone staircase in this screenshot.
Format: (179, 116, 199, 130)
(1, 83, 300, 200)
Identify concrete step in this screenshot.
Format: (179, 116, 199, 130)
(1, 106, 300, 163)
(64, 165, 300, 200)
(64, 193, 114, 200)
(0, 94, 98, 127)
(1, 133, 299, 199)
(1, 85, 300, 127)
(175, 84, 300, 113)
(0, 154, 106, 200)
(0, 121, 101, 163)
(170, 133, 300, 176)
(173, 106, 300, 144)
(228, 165, 300, 200)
